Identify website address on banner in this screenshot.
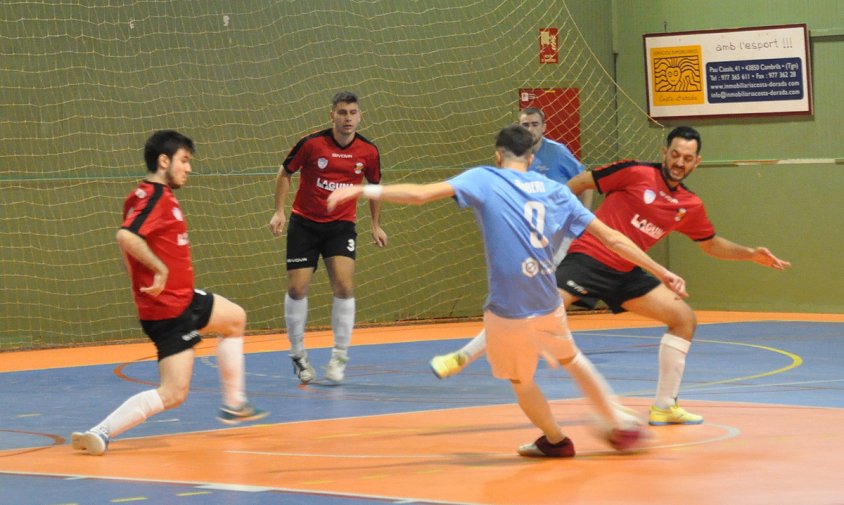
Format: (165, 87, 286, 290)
(709, 81, 801, 99)
(710, 88, 801, 99)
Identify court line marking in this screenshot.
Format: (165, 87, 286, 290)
(0, 471, 475, 505)
(683, 338, 802, 388)
(225, 422, 742, 459)
(673, 377, 844, 393)
(578, 332, 803, 391)
(225, 451, 454, 459)
(648, 422, 741, 450)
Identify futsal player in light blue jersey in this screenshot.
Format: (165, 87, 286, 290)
(519, 107, 593, 264)
(327, 125, 688, 457)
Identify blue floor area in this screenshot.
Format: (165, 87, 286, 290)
(0, 473, 426, 505)
(1, 321, 842, 505)
(576, 321, 844, 407)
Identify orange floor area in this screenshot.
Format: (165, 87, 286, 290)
(4, 398, 843, 504)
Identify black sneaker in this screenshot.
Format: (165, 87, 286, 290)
(517, 435, 576, 458)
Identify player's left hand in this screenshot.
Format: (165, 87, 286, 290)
(372, 226, 388, 248)
(752, 247, 791, 270)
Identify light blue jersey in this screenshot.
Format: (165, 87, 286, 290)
(448, 166, 595, 319)
(529, 137, 585, 185)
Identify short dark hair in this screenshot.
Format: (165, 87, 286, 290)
(331, 91, 359, 109)
(666, 126, 702, 154)
(519, 107, 545, 122)
(495, 124, 534, 158)
(143, 130, 195, 173)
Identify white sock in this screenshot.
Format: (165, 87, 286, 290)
(459, 330, 487, 364)
(331, 297, 355, 356)
(285, 293, 308, 357)
(563, 352, 621, 428)
(655, 333, 692, 409)
(93, 389, 164, 439)
(217, 336, 246, 408)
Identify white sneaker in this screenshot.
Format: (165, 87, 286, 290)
(324, 354, 348, 383)
(290, 352, 316, 384)
(71, 429, 109, 456)
(216, 402, 269, 426)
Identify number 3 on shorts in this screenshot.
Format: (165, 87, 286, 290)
(347, 238, 355, 252)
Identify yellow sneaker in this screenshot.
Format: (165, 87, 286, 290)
(648, 404, 703, 426)
(429, 352, 467, 379)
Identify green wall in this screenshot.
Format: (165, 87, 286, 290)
(611, 0, 844, 312)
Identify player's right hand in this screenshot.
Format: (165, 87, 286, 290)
(269, 211, 287, 237)
(662, 271, 689, 299)
(140, 270, 167, 297)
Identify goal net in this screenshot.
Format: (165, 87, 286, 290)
(0, 1, 662, 350)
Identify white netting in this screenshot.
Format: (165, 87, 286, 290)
(0, 0, 661, 349)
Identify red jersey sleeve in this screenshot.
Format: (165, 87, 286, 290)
(364, 148, 381, 184)
(282, 133, 314, 175)
(122, 186, 168, 238)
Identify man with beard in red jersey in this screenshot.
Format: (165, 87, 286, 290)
(430, 126, 790, 427)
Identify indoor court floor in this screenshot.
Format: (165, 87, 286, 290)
(1, 311, 843, 505)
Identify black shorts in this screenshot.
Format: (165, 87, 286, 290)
(140, 289, 214, 361)
(555, 253, 661, 313)
(286, 213, 357, 270)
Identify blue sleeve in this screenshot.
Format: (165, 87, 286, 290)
(552, 184, 594, 238)
(567, 199, 595, 238)
(557, 144, 585, 180)
(447, 167, 487, 209)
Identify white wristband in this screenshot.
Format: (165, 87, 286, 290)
(362, 184, 383, 199)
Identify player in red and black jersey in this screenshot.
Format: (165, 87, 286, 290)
(72, 131, 267, 456)
(430, 126, 790, 427)
(269, 91, 387, 384)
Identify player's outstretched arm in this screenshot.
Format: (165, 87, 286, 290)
(586, 218, 688, 298)
(697, 236, 791, 270)
(116, 229, 168, 296)
(327, 182, 456, 211)
(327, 185, 364, 211)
